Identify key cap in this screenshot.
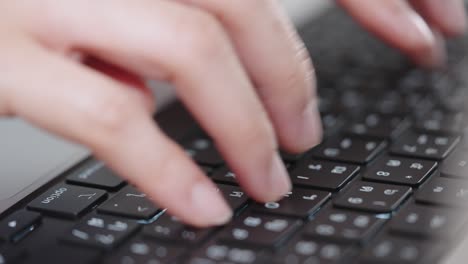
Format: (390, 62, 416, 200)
(0, 247, 26, 264)
(346, 113, 409, 139)
(312, 136, 386, 164)
(211, 167, 238, 185)
(389, 204, 465, 239)
(280, 151, 305, 163)
(23, 245, 100, 264)
(105, 239, 183, 264)
(0, 210, 41, 242)
(363, 155, 437, 186)
(143, 213, 213, 244)
(390, 131, 459, 160)
(415, 177, 468, 207)
(251, 188, 331, 218)
(291, 160, 360, 191)
(334, 182, 412, 213)
(304, 209, 385, 244)
(441, 150, 468, 179)
(219, 213, 301, 248)
(272, 237, 355, 264)
(28, 184, 106, 219)
(98, 186, 159, 220)
(360, 236, 442, 264)
(188, 243, 260, 264)
(67, 161, 125, 191)
(184, 136, 224, 166)
(62, 215, 139, 250)
(217, 184, 249, 211)
(415, 109, 464, 134)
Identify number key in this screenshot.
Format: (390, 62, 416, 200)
(363, 156, 437, 186)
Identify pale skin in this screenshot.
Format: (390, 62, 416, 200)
(0, 0, 465, 227)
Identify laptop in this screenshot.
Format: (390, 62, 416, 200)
(1, 1, 468, 263)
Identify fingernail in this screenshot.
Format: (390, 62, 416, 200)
(300, 99, 323, 149)
(407, 12, 446, 67)
(268, 153, 291, 200)
(192, 181, 232, 225)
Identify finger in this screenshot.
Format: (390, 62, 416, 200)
(338, 0, 445, 67)
(24, 0, 291, 202)
(410, 0, 467, 36)
(1, 32, 232, 227)
(175, 0, 322, 153)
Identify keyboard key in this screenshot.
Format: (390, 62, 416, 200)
(360, 236, 442, 264)
(105, 239, 183, 264)
(390, 131, 460, 160)
(321, 112, 345, 134)
(98, 186, 159, 220)
(363, 156, 437, 186)
(62, 215, 139, 250)
(291, 160, 360, 191)
(66, 161, 125, 191)
(272, 238, 355, 264)
(217, 184, 249, 211)
(251, 188, 331, 218)
(346, 113, 409, 139)
(0, 210, 41, 242)
(28, 184, 106, 219)
(280, 151, 305, 163)
(0, 247, 26, 264)
(312, 136, 386, 164)
(304, 209, 385, 244)
(23, 245, 100, 264)
(143, 214, 213, 244)
(211, 167, 238, 185)
(188, 243, 260, 264)
(219, 213, 301, 248)
(415, 109, 464, 134)
(334, 182, 412, 213)
(184, 136, 224, 166)
(389, 204, 466, 239)
(441, 150, 468, 179)
(415, 177, 468, 207)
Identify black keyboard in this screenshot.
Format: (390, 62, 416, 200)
(2, 7, 468, 264)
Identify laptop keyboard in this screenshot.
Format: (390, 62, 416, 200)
(2, 7, 468, 264)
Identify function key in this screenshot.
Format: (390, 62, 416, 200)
(441, 150, 468, 179)
(291, 160, 360, 191)
(304, 209, 385, 244)
(0, 211, 41, 242)
(251, 188, 331, 218)
(334, 182, 412, 213)
(184, 136, 224, 166)
(312, 136, 386, 164)
(219, 213, 301, 248)
(67, 161, 125, 191)
(415, 177, 468, 207)
(346, 113, 409, 139)
(62, 215, 139, 250)
(104, 239, 183, 264)
(363, 156, 437, 186)
(28, 184, 106, 219)
(216, 184, 249, 212)
(360, 236, 442, 264)
(390, 131, 459, 160)
(389, 204, 466, 239)
(98, 186, 159, 220)
(143, 214, 213, 245)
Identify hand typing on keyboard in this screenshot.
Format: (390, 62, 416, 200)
(0, 0, 465, 227)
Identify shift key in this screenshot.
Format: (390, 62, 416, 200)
(28, 184, 107, 219)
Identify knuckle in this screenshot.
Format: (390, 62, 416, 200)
(178, 11, 229, 60)
(82, 91, 140, 140)
(238, 113, 277, 151)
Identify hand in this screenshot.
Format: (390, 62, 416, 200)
(339, 0, 467, 67)
(0, 1, 321, 226)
